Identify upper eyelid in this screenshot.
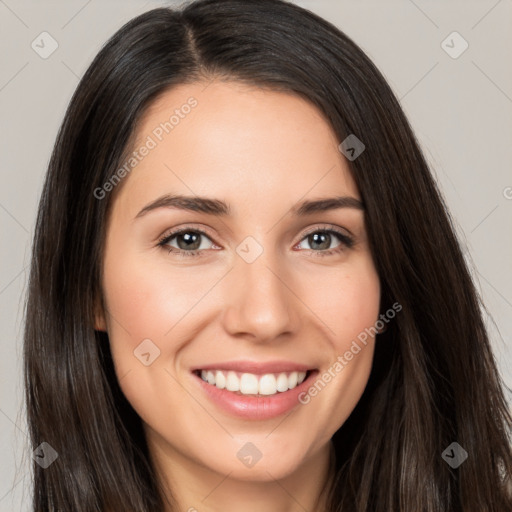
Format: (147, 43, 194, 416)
(300, 223, 353, 239)
(158, 225, 216, 245)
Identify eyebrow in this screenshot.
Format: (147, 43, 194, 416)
(134, 194, 364, 219)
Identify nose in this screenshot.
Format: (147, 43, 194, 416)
(221, 249, 301, 343)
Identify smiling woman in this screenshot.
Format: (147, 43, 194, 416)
(23, 1, 512, 511)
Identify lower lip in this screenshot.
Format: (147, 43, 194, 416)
(193, 370, 318, 420)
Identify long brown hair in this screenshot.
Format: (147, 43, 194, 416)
(23, 0, 512, 510)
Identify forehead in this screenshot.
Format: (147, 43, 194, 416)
(111, 80, 359, 218)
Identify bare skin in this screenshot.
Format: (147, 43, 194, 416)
(96, 79, 381, 512)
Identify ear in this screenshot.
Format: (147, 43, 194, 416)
(94, 293, 107, 332)
(377, 322, 388, 334)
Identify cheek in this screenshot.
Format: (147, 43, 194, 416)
(294, 257, 380, 426)
(300, 255, 381, 346)
(102, 250, 217, 343)
(100, 249, 230, 403)
(100, 252, 202, 430)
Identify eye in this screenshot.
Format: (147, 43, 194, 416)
(157, 225, 354, 258)
(158, 227, 216, 258)
(295, 226, 354, 257)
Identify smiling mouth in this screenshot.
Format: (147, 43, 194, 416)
(193, 369, 313, 396)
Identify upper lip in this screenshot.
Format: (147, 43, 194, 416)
(192, 360, 315, 375)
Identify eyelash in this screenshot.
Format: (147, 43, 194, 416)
(157, 225, 354, 259)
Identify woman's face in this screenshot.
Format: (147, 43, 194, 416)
(96, 80, 380, 484)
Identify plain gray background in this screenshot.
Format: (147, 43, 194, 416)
(1, 1, 511, 510)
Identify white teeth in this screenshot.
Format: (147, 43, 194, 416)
(258, 374, 277, 395)
(226, 371, 240, 392)
(215, 370, 226, 389)
(240, 373, 259, 395)
(198, 369, 309, 395)
(276, 373, 289, 392)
